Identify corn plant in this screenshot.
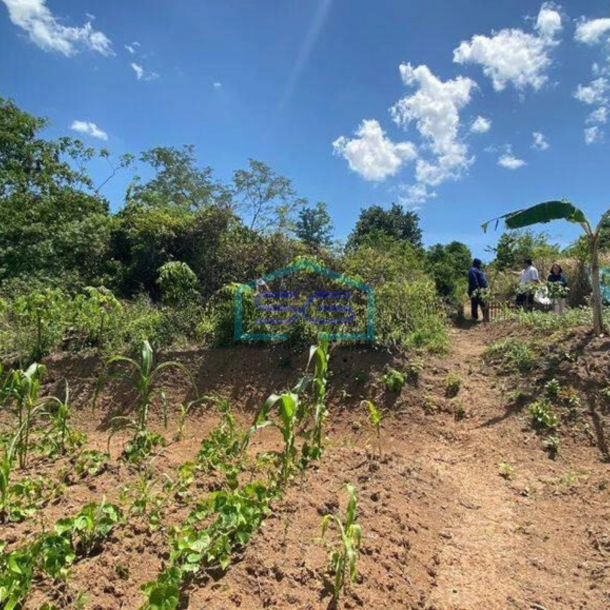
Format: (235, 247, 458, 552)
(2, 363, 48, 469)
(0, 430, 20, 522)
(39, 382, 86, 457)
(361, 400, 382, 457)
(94, 340, 198, 461)
(301, 341, 330, 462)
(321, 484, 362, 604)
(250, 391, 300, 485)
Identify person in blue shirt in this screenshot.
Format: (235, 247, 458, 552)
(468, 258, 488, 321)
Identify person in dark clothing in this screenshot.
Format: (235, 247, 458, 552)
(548, 263, 568, 314)
(468, 258, 488, 321)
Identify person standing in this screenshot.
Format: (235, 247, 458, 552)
(516, 258, 540, 311)
(468, 258, 489, 321)
(548, 263, 568, 314)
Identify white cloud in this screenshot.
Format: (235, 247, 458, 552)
(587, 106, 608, 124)
(575, 17, 610, 45)
(573, 78, 609, 104)
(70, 120, 108, 141)
(584, 125, 603, 144)
(531, 131, 549, 151)
(470, 115, 491, 133)
(453, 3, 561, 91)
(2, 0, 112, 56)
(213, 81, 222, 89)
(125, 42, 140, 54)
(131, 62, 159, 81)
(391, 63, 476, 189)
(498, 147, 526, 169)
(398, 183, 437, 206)
(536, 2, 563, 39)
(332, 119, 417, 182)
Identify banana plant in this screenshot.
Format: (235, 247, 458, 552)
(483, 201, 610, 334)
(321, 484, 362, 603)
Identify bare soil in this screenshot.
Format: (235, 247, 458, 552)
(3, 323, 610, 609)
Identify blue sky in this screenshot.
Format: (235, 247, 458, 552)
(1, 0, 610, 256)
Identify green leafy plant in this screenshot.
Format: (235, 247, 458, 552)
(94, 340, 198, 462)
(404, 358, 423, 384)
(73, 450, 109, 478)
(445, 372, 461, 397)
(383, 368, 405, 393)
(545, 378, 561, 399)
(250, 391, 301, 484)
(529, 400, 558, 430)
(483, 338, 536, 373)
(498, 462, 514, 479)
(361, 400, 382, 457)
(321, 484, 362, 604)
(2, 363, 48, 469)
(39, 383, 86, 457)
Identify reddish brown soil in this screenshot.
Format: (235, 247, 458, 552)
(3, 324, 610, 609)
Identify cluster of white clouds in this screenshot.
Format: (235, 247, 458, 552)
(453, 2, 562, 92)
(1, 0, 112, 56)
(333, 3, 561, 203)
(573, 11, 610, 145)
(1, 0, 161, 84)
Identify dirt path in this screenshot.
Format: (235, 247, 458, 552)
(417, 325, 608, 609)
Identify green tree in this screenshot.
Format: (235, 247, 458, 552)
(426, 241, 472, 303)
(484, 201, 610, 334)
(232, 159, 305, 232)
(0, 97, 112, 287)
(295, 202, 333, 248)
(347, 204, 422, 250)
(128, 145, 231, 212)
(491, 230, 560, 271)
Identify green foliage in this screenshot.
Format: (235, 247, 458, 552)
(529, 400, 559, 430)
(362, 400, 382, 457)
(483, 338, 536, 372)
(347, 203, 422, 250)
(73, 450, 109, 478)
(157, 261, 200, 305)
(445, 372, 461, 397)
(141, 482, 272, 609)
(95, 340, 197, 461)
(0, 501, 121, 608)
(295, 202, 333, 248)
(321, 484, 362, 603)
(383, 369, 405, 393)
(426, 241, 471, 305)
(0, 97, 113, 288)
(491, 230, 561, 271)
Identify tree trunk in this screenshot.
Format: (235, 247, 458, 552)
(590, 234, 605, 334)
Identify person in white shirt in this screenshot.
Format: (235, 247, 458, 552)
(516, 258, 540, 311)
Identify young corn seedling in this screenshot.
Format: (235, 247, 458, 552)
(40, 382, 86, 457)
(361, 400, 382, 457)
(250, 391, 301, 485)
(94, 340, 198, 462)
(321, 484, 362, 604)
(301, 341, 330, 463)
(3, 363, 48, 469)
